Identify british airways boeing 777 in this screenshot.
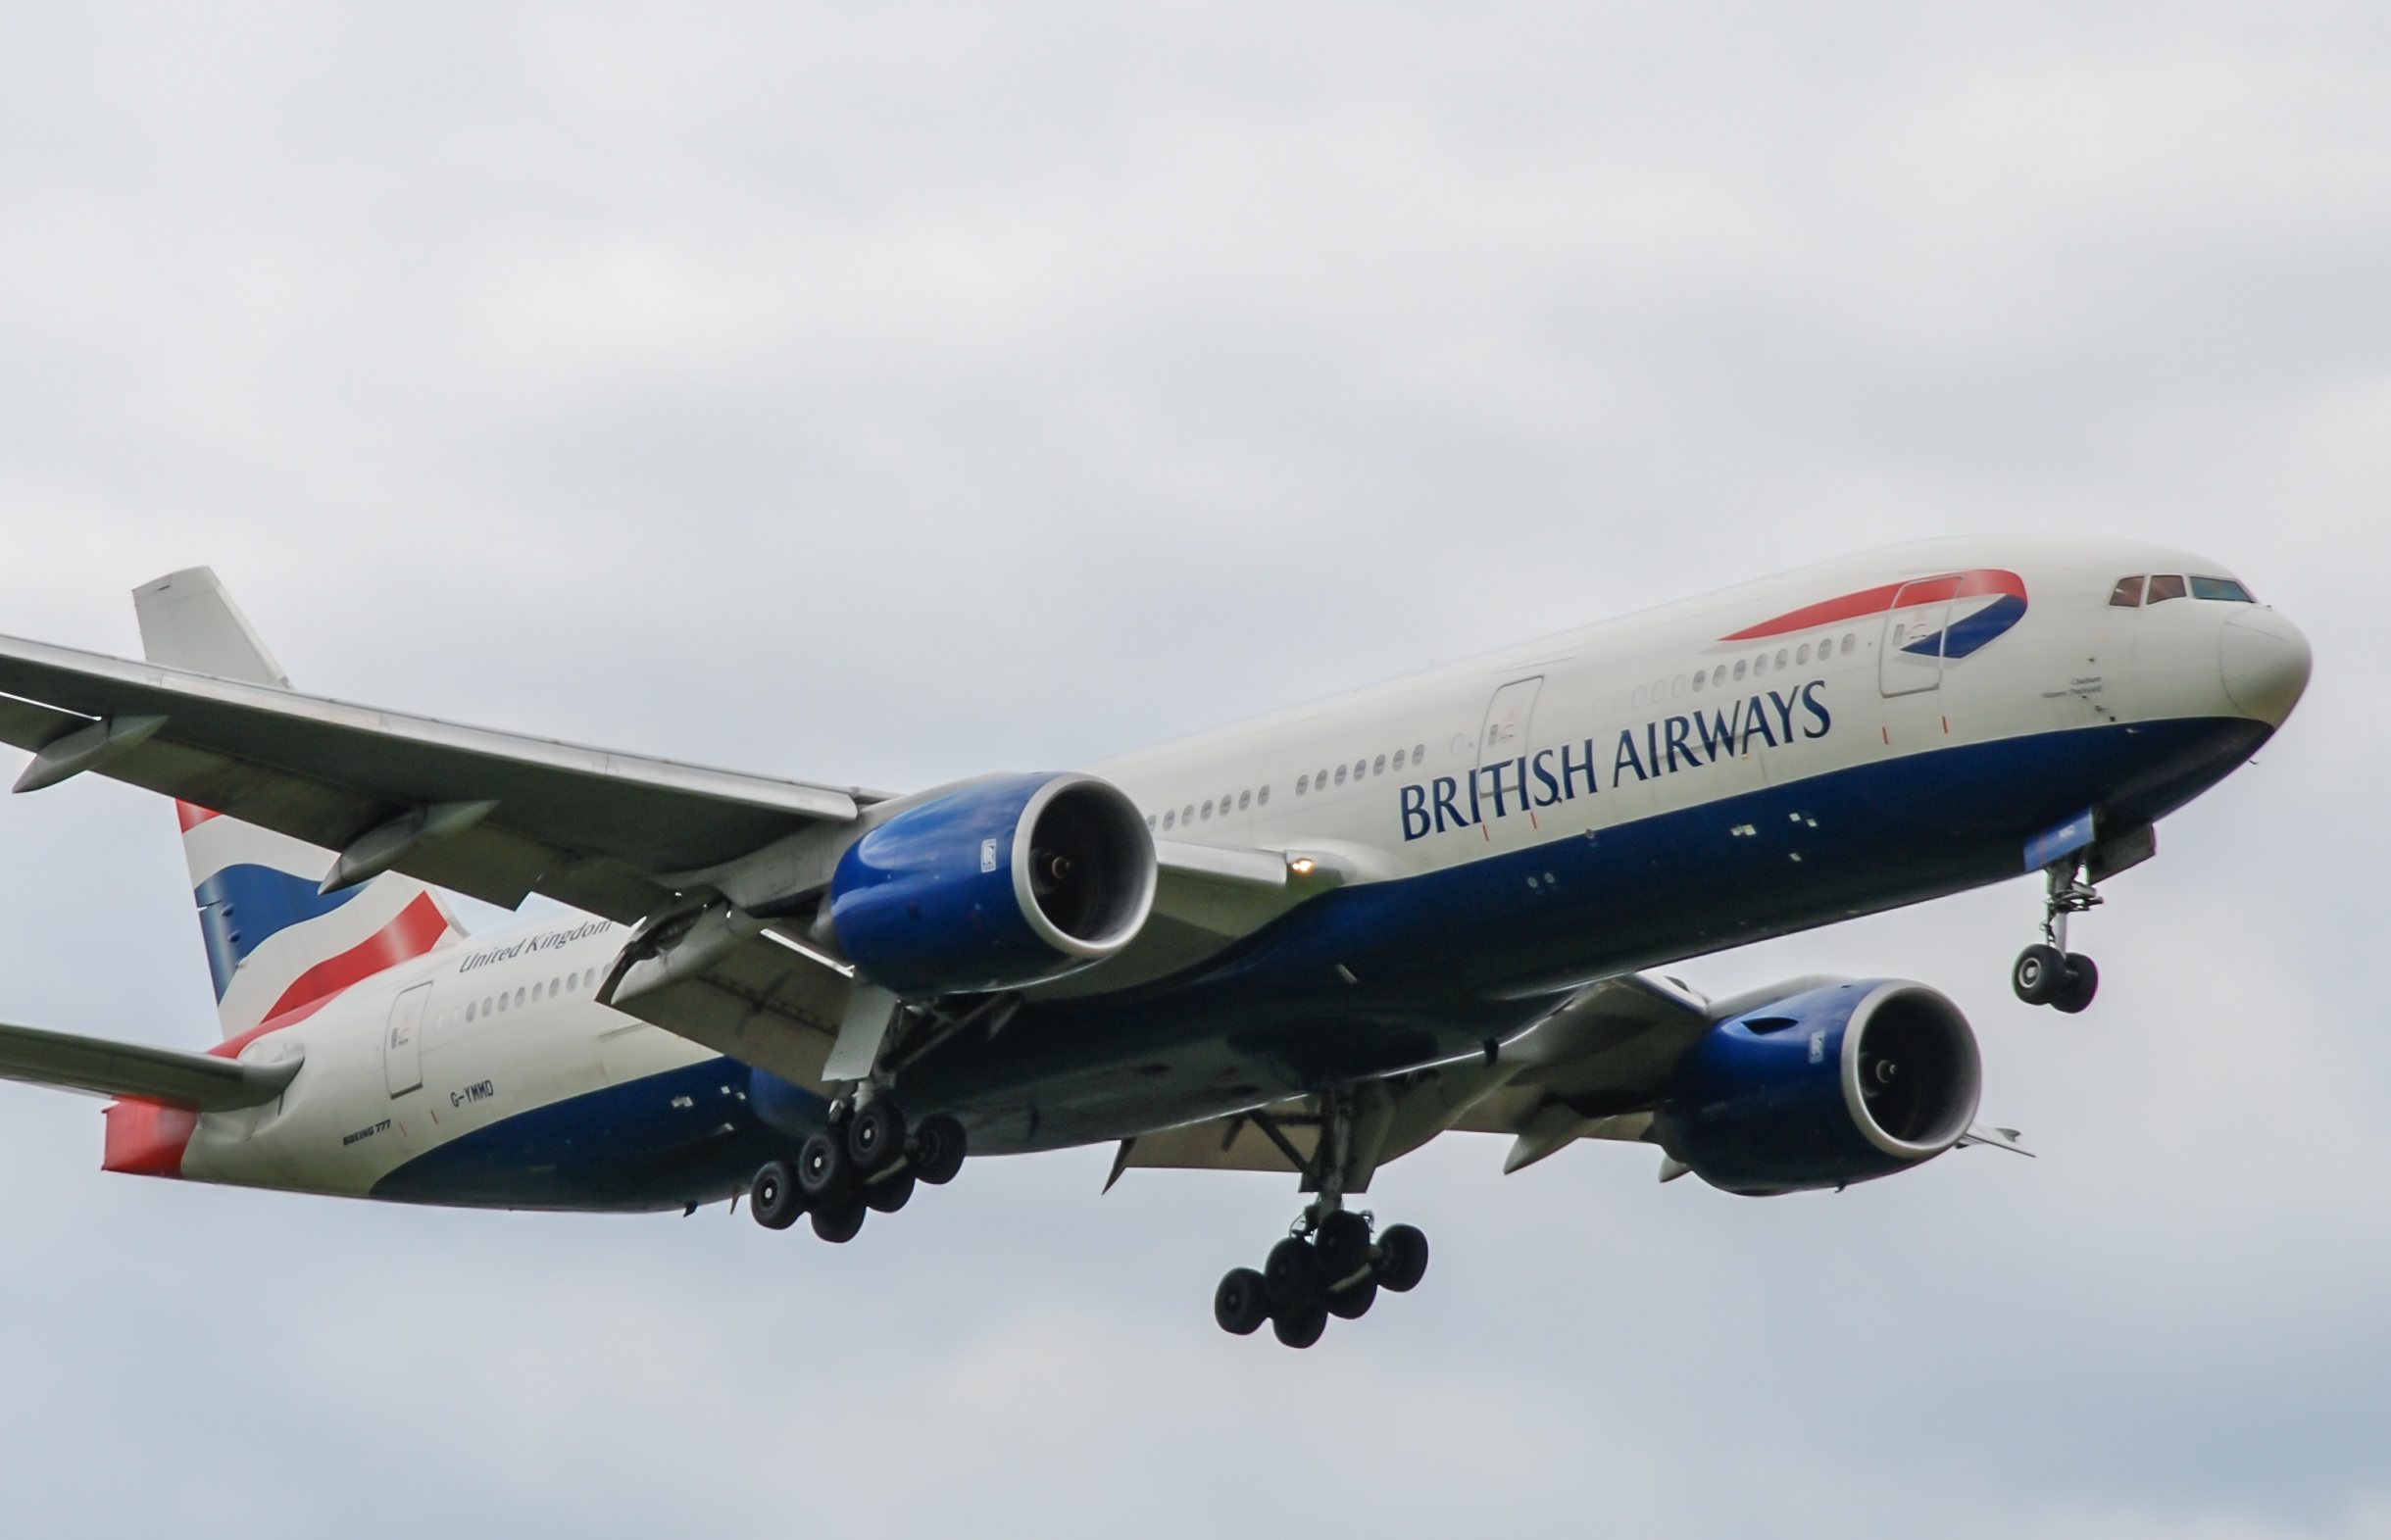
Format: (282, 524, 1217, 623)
(0, 537, 2310, 1346)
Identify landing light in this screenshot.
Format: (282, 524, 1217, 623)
(1289, 858, 1317, 876)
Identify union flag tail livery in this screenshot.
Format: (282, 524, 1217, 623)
(132, 568, 463, 1042)
(176, 801, 462, 1042)
(0, 536, 2312, 1348)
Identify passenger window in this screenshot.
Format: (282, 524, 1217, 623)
(1238, 790, 1251, 811)
(1691, 671, 1706, 693)
(1296, 774, 1309, 795)
(1182, 805, 1194, 823)
(1372, 755, 1386, 775)
(1164, 809, 1175, 829)
(1335, 765, 1348, 786)
(1257, 785, 1270, 806)
(1201, 800, 1213, 820)
(1413, 744, 1424, 763)
(1353, 760, 1367, 779)
(552, 977, 561, 996)
(467, 1001, 476, 1021)
(1733, 659, 1746, 681)
(1841, 633, 1855, 654)
(2191, 576, 2254, 602)
(2147, 574, 2187, 604)
(2110, 575, 2145, 607)
(1796, 644, 1811, 665)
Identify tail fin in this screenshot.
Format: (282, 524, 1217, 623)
(133, 569, 464, 1041)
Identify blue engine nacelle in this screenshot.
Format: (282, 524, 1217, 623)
(827, 771, 1157, 996)
(1652, 979, 1980, 1195)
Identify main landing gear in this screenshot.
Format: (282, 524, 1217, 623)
(2013, 860, 2100, 1014)
(1213, 1082, 1426, 1348)
(1214, 1210, 1429, 1348)
(748, 1099, 967, 1243)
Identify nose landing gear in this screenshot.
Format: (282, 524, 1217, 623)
(2014, 860, 2101, 1013)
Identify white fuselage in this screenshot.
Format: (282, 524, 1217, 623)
(176, 534, 2302, 1204)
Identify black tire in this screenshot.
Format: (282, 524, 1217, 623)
(810, 1200, 866, 1243)
(911, 1114, 967, 1186)
(848, 1100, 907, 1173)
(863, 1170, 916, 1214)
(2013, 944, 2067, 1006)
(1314, 1210, 1372, 1289)
(1271, 1303, 1328, 1349)
(1214, 1267, 1270, 1335)
(749, 1160, 804, 1230)
(1324, 1277, 1377, 1319)
(1263, 1236, 1320, 1314)
(797, 1129, 852, 1201)
(1374, 1223, 1429, 1293)
(2052, 953, 2100, 1014)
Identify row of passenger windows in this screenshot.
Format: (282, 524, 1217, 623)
(1140, 740, 1438, 833)
(1148, 785, 1269, 833)
(2110, 573, 2254, 607)
(452, 969, 592, 1027)
(1634, 632, 1861, 709)
(1300, 745, 1425, 795)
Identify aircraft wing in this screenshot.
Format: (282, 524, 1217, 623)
(1107, 974, 1808, 1187)
(0, 632, 875, 922)
(0, 1019, 299, 1111)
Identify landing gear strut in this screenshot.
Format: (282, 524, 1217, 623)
(2014, 860, 2100, 1014)
(1211, 1083, 1429, 1348)
(750, 1099, 968, 1243)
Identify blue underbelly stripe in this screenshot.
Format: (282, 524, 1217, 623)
(371, 717, 2265, 1207)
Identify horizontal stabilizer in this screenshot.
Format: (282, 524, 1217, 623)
(0, 1020, 299, 1111)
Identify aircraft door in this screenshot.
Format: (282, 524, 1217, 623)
(1476, 676, 1544, 820)
(1878, 580, 1952, 697)
(384, 981, 430, 1097)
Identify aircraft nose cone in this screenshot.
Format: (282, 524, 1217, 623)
(2219, 608, 2312, 725)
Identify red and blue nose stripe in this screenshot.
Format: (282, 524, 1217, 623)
(1721, 569, 2027, 660)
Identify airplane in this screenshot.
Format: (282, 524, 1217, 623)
(0, 537, 2310, 1349)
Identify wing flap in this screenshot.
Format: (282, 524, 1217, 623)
(0, 1020, 298, 1112)
(596, 922, 851, 1089)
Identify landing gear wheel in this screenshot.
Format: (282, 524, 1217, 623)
(911, 1115, 967, 1185)
(1324, 1278, 1377, 1319)
(1263, 1236, 1320, 1314)
(862, 1171, 916, 1214)
(1271, 1302, 1328, 1349)
(2051, 953, 2099, 1014)
(2012, 944, 2067, 1006)
(810, 1200, 866, 1244)
(1314, 1210, 1372, 1290)
(1214, 1267, 1270, 1335)
(848, 1100, 907, 1173)
(749, 1160, 804, 1230)
(1374, 1224, 1429, 1293)
(797, 1128, 853, 1202)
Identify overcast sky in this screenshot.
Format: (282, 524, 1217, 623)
(0, 4, 2384, 1536)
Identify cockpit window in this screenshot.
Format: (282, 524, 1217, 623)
(2109, 575, 2146, 607)
(2146, 574, 2188, 604)
(2190, 576, 2254, 603)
